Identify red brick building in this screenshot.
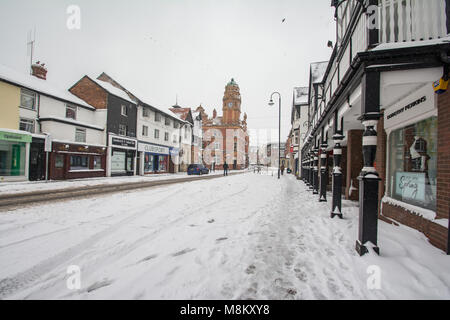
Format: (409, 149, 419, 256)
(200, 79, 249, 170)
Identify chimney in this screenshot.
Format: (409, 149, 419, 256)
(31, 61, 47, 80)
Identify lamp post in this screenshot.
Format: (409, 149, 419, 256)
(269, 92, 282, 179)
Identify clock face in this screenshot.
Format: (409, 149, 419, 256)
(228, 102, 233, 108)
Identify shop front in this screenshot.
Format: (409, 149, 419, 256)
(381, 83, 447, 251)
(49, 141, 107, 180)
(108, 134, 137, 177)
(0, 129, 31, 182)
(138, 142, 170, 175)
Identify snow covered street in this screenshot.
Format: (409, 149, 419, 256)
(0, 172, 449, 300)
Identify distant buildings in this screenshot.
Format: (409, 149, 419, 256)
(199, 79, 249, 170)
(0, 63, 244, 181)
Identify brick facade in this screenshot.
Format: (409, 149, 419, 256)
(69, 76, 108, 110)
(382, 202, 448, 252)
(345, 130, 363, 201)
(379, 85, 449, 254)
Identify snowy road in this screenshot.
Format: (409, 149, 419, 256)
(0, 173, 449, 299)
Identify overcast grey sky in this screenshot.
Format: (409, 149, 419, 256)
(0, 0, 335, 145)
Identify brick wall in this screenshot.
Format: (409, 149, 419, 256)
(383, 202, 448, 252)
(345, 130, 363, 201)
(437, 88, 450, 221)
(70, 76, 108, 110)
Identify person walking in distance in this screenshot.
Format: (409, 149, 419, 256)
(223, 162, 229, 176)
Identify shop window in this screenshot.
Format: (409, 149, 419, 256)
(119, 124, 127, 136)
(20, 88, 36, 110)
(19, 118, 34, 133)
(0, 141, 26, 176)
(66, 105, 77, 120)
(144, 154, 154, 173)
(55, 154, 64, 169)
(164, 132, 169, 142)
(142, 126, 148, 137)
(70, 155, 89, 171)
(93, 156, 102, 170)
(111, 150, 126, 173)
(388, 117, 437, 211)
(154, 129, 160, 139)
(158, 156, 167, 172)
(75, 128, 86, 143)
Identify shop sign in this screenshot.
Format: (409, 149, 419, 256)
(138, 143, 169, 155)
(384, 85, 435, 130)
(395, 172, 426, 202)
(112, 137, 136, 148)
(0, 131, 32, 143)
(44, 135, 52, 152)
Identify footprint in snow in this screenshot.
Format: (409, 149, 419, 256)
(208, 219, 215, 224)
(140, 254, 158, 263)
(86, 279, 114, 293)
(172, 248, 196, 257)
(245, 265, 256, 274)
(216, 237, 228, 242)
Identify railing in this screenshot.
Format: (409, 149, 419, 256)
(379, 0, 448, 44)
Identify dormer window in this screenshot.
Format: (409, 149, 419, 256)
(66, 105, 77, 120)
(121, 105, 128, 117)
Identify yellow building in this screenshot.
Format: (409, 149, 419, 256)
(0, 78, 32, 181)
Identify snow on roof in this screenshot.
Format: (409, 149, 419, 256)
(372, 36, 450, 51)
(310, 61, 328, 84)
(90, 77, 136, 104)
(0, 64, 95, 110)
(294, 87, 309, 105)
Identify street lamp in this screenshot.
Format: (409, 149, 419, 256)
(268, 92, 281, 179)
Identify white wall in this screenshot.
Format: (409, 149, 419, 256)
(38, 95, 105, 146)
(137, 105, 181, 149)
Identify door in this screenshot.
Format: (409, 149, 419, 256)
(29, 142, 45, 181)
(233, 160, 237, 170)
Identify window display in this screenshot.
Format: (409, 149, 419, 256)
(111, 150, 126, 173)
(0, 141, 26, 176)
(388, 117, 437, 211)
(70, 155, 89, 171)
(144, 154, 154, 173)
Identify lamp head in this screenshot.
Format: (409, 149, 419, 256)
(268, 99, 275, 106)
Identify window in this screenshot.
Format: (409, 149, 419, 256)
(143, 107, 149, 118)
(173, 134, 178, 143)
(20, 88, 36, 110)
(19, 118, 34, 133)
(93, 156, 102, 170)
(142, 125, 148, 137)
(164, 132, 169, 142)
(184, 127, 188, 139)
(154, 129, 160, 139)
(388, 117, 438, 211)
(119, 124, 127, 136)
(174, 122, 179, 129)
(234, 142, 237, 152)
(215, 142, 220, 150)
(75, 128, 86, 143)
(165, 117, 171, 126)
(155, 113, 161, 122)
(121, 105, 128, 116)
(70, 155, 89, 171)
(66, 105, 77, 120)
(55, 155, 64, 169)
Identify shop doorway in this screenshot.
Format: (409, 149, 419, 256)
(29, 139, 45, 181)
(233, 160, 237, 170)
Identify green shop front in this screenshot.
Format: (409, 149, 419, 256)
(0, 130, 31, 182)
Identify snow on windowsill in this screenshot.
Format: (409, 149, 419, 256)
(382, 196, 437, 222)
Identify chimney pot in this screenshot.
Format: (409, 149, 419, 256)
(31, 62, 48, 80)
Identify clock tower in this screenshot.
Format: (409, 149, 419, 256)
(222, 78, 241, 125)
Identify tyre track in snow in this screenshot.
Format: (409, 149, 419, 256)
(0, 185, 186, 299)
(0, 176, 250, 299)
